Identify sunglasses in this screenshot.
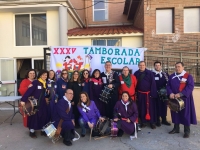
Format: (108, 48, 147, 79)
(83, 72, 88, 75)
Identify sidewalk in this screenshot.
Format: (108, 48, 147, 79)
(0, 110, 200, 150)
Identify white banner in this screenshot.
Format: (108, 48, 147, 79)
(50, 46, 146, 75)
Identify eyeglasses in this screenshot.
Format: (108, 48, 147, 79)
(83, 73, 88, 75)
(67, 93, 73, 95)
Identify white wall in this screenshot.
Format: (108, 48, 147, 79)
(68, 38, 91, 46)
(122, 36, 143, 48)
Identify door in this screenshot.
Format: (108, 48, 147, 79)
(31, 58, 44, 74)
(0, 58, 17, 96)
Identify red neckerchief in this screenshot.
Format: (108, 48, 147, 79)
(90, 78, 102, 84)
(179, 72, 189, 92)
(84, 78, 89, 83)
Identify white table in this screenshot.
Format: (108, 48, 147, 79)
(0, 96, 22, 125)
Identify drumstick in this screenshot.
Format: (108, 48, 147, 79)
(94, 135, 109, 140)
(89, 128, 93, 141)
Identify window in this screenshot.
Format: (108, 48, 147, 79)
(92, 39, 121, 46)
(156, 9, 173, 34)
(184, 8, 200, 32)
(15, 14, 47, 46)
(93, 0, 108, 21)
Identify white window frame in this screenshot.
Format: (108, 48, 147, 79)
(93, 0, 108, 22)
(184, 8, 200, 33)
(156, 9, 174, 34)
(14, 12, 47, 46)
(92, 39, 121, 46)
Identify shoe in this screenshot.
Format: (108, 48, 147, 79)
(41, 131, 47, 136)
(156, 122, 161, 127)
(140, 123, 146, 128)
(168, 129, 180, 134)
(29, 132, 37, 138)
(63, 140, 72, 146)
(183, 133, 190, 138)
(81, 134, 85, 137)
(150, 124, 156, 129)
(162, 121, 171, 126)
(117, 129, 124, 137)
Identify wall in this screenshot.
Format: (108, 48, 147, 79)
(142, 0, 200, 51)
(133, 0, 144, 30)
(122, 36, 143, 48)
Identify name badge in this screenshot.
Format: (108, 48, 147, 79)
(38, 86, 42, 89)
(182, 78, 187, 82)
(155, 77, 159, 80)
(102, 77, 107, 84)
(48, 84, 51, 87)
(54, 85, 57, 88)
(62, 85, 66, 89)
(94, 82, 98, 85)
(79, 84, 81, 86)
(121, 81, 124, 84)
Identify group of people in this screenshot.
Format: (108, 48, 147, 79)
(19, 60, 197, 147)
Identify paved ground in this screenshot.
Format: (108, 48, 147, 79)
(0, 110, 200, 150)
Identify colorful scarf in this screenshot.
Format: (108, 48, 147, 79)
(38, 78, 46, 88)
(122, 74, 131, 88)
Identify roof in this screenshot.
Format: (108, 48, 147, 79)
(67, 26, 143, 36)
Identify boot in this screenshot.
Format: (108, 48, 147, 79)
(63, 130, 72, 146)
(183, 126, 190, 138)
(169, 124, 180, 134)
(150, 123, 156, 129)
(161, 117, 171, 126)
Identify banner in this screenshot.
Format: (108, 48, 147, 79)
(50, 46, 146, 77)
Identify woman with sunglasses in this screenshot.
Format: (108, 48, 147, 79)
(80, 70, 90, 96)
(68, 71, 82, 127)
(56, 69, 68, 100)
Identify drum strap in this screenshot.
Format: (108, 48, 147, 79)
(35, 88, 45, 110)
(138, 91, 150, 120)
(179, 73, 189, 92)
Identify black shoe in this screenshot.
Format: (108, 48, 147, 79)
(117, 129, 124, 137)
(29, 132, 37, 138)
(140, 123, 147, 128)
(183, 133, 190, 138)
(150, 124, 156, 129)
(169, 129, 180, 134)
(162, 121, 171, 126)
(63, 140, 72, 146)
(41, 131, 47, 136)
(156, 122, 161, 127)
(81, 134, 85, 137)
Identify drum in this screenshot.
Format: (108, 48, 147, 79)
(110, 121, 118, 137)
(22, 97, 38, 116)
(43, 122, 61, 144)
(158, 87, 168, 101)
(99, 86, 113, 104)
(168, 98, 185, 112)
(92, 118, 111, 137)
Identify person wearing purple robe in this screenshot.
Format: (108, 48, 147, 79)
(53, 89, 75, 146)
(113, 91, 138, 138)
(77, 92, 105, 137)
(167, 62, 197, 138)
(134, 61, 157, 129)
(21, 70, 49, 138)
(101, 61, 120, 119)
(89, 69, 105, 116)
(152, 61, 171, 126)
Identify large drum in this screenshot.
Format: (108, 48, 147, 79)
(92, 118, 111, 137)
(99, 86, 113, 104)
(168, 98, 185, 112)
(22, 97, 38, 116)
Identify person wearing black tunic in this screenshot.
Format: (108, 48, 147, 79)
(68, 71, 82, 126)
(80, 69, 90, 96)
(101, 61, 120, 119)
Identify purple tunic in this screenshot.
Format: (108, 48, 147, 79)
(114, 101, 138, 134)
(89, 78, 105, 116)
(77, 101, 101, 125)
(134, 69, 157, 123)
(167, 73, 197, 126)
(21, 80, 49, 130)
(153, 72, 168, 117)
(53, 98, 74, 133)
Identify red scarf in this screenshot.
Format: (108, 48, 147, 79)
(84, 78, 90, 83)
(90, 78, 102, 84)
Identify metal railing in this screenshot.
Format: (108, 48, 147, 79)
(144, 42, 200, 85)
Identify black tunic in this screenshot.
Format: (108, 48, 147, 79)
(68, 81, 82, 124)
(101, 71, 120, 118)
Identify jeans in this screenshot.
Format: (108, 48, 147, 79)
(79, 118, 87, 135)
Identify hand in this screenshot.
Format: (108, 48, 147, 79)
(126, 118, 131, 123)
(55, 127, 62, 136)
(82, 83, 85, 86)
(28, 84, 33, 88)
(71, 102, 75, 105)
(108, 84, 113, 88)
(99, 117, 105, 122)
(88, 122, 94, 128)
(174, 93, 181, 98)
(72, 120, 75, 126)
(114, 118, 119, 122)
(45, 98, 49, 105)
(20, 101, 25, 106)
(170, 93, 175, 99)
